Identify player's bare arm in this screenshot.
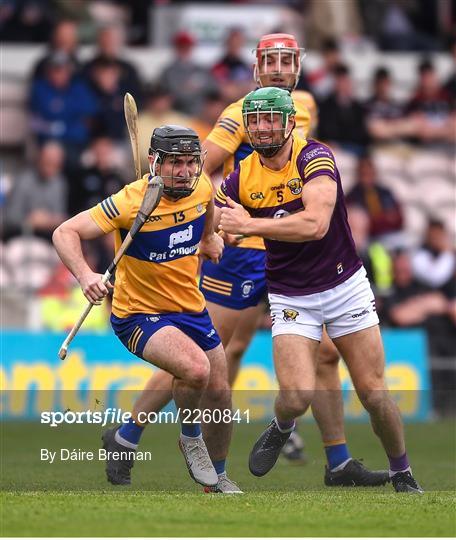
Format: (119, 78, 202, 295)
(53, 211, 113, 304)
(219, 175, 337, 242)
(198, 198, 224, 263)
(202, 140, 231, 175)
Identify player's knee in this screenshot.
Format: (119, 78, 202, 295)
(204, 385, 232, 409)
(281, 390, 314, 417)
(184, 357, 210, 388)
(357, 386, 388, 413)
(226, 340, 247, 365)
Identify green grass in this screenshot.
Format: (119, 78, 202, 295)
(1, 420, 455, 537)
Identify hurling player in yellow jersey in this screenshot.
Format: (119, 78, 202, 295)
(218, 87, 422, 494)
(142, 33, 389, 487)
(53, 125, 240, 492)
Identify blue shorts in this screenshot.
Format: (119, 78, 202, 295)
(110, 309, 221, 359)
(199, 246, 266, 310)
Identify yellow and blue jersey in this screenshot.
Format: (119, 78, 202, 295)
(90, 173, 213, 318)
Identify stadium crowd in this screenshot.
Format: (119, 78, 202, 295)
(1, 0, 455, 415)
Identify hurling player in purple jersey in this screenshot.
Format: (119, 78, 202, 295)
(217, 87, 423, 493)
(132, 33, 390, 488)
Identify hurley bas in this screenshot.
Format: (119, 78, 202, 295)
(40, 448, 152, 463)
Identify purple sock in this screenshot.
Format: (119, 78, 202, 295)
(275, 417, 295, 432)
(388, 452, 410, 472)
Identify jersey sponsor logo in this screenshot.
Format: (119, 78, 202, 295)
(350, 308, 370, 319)
(149, 242, 199, 262)
(302, 146, 332, 163)
(145, 215, 162, 223)
(241, 280, 254, 298)
(282, 308, 299, 322)
(169, 224, 194, 249)
(287, 178, 302, 195)
(270, 183, 285, 191)
(273, 209, 290, 219)
(250, 191, 265, 200)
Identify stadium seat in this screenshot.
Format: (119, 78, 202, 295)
(0, 78, 27, 147)
(372, 150, 405, 177)
(4, 237, 59, 291)
(417, 177, 453, 211)
(407, 152, 453, 179)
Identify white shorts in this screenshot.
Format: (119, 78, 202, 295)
(269, 266, 379, 341)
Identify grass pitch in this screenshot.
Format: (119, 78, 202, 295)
(1, 420, 455, 537)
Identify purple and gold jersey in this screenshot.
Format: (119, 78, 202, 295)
(206, 90, 316, 251)
(215, 137, 362, 296)
(90, 173, 213, 317)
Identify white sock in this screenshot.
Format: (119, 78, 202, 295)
(331, 457, 352, 472)
(115, 430, 138, 449)
(274, 418, 296, 434)
(389, 466, 411, 478)
(180, 433, 203, 441)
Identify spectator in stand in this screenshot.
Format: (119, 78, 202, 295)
(67, 136, 125, 216)
(346, 155, 404, 247)
(31, 18, 80, 81)
(0, 0, 53, 43)
(411, 219, 455, 292)
(318, 63, 369, 155)
(4, 141, 67, 241)
(137, 83, 192, 172)
(29, 51, 99, 170)
(365, 67, 410, 143)
(89, 56, 128, 142)
(211, 27, 252, 103)
(67, 136, 125, 273)
(384, 250, 450, 329)
(189, 90, 226, 142)
(159, 30, 218, 116)
(83, 23, 142, 105)
(405, 59, 455, 145)
(302, 38, 341, 99)
(347, 205, 393, 304)
(384, 249, 455, 415)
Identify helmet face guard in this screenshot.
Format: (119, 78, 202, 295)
(242, 87, 296, 158)
(253, 33, 305, 92)
(149, 125, 204, 199)
(243, 109, 291, 158)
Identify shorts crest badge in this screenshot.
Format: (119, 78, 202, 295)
(241, 280, 254, 298)
(282, 308, 299, 322)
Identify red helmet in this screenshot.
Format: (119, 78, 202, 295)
(253, 33, 305, 92)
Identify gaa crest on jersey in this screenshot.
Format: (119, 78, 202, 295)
(282, 308, 299, 322)
(287, 178, 302, 195)
(241, 280, 254, 298)
(250, 191, 264, 200)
